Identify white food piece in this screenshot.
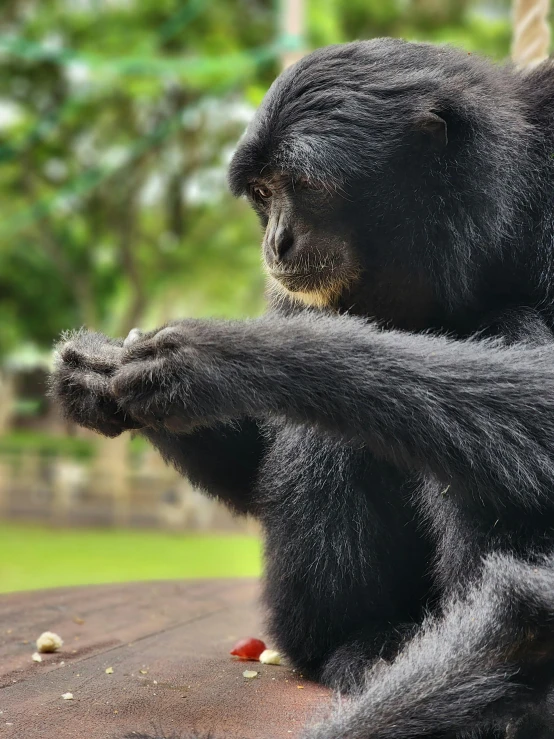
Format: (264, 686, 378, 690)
(242, 670, 258, 679)
(105, 667, 114, 674)
(259, 649, 281, 665)
(36, 631, 63, 653)
(61, 692, 73, 700)
(31, 652, 42, 663)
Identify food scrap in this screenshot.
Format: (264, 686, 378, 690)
(32, 652, 42, 663)
(36, 632, 63, 653)
(259, 649, 281, 665)
(61, 692, 74, 700)
(242, 670, 258, 679)
(230, 637, 267, 660)
(105, 667, 114, 674)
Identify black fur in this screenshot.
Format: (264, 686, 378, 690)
(49, 39, 554, 738)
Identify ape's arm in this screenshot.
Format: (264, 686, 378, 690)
(142, 420, 265, 515)
(112, 313, 554, 511)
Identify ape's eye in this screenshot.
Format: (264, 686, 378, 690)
(250, 184, 272, 203)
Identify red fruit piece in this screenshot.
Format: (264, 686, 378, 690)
(230, 637, 267, 660)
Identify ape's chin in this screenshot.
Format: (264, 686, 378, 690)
(267, 261, 359, 309)
(266, 271, 343, 309)
(270, 268, 335, 293)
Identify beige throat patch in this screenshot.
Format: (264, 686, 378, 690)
(266, 274, 342, 310)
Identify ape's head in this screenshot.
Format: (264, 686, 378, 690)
(229, 39, 533, 323)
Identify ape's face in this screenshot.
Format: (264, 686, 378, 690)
(245, 173, 360, 308)
(229, 39, 519, 316)
(228, 40, 454, 312)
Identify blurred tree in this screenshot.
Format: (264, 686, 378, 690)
(309, 0, 512, 57)
(0, 0, 275, 359)
(0, 0, 516, 366)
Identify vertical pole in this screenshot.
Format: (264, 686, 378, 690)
(280, 0, 306, 69)
(0, 372, 16, 434)
(512, 0, 551, 68)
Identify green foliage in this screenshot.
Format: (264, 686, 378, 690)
(309, 0, 512, 57)
(0, 0, 515, 363)
(0, 428, 164, 460)
(0, 429, 94, 458)
(0, 0, 276, 359)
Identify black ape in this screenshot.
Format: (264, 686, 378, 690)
(50, 39, 554, 738)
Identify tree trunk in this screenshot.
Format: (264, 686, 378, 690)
(0, 372, 16, 434)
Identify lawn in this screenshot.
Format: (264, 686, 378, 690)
(0, 523, 262, 593)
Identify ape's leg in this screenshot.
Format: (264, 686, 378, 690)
(259, 425, 432, 692)
(304, 553, 554, 739)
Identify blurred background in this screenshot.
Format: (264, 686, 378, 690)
(0, 0, 529, 593)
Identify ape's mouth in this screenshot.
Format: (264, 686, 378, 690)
(267, 262, 359, 309)
(268, 259, 354, 292)
(269, 265, 347, 294)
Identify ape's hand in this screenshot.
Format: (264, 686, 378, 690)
(50, 329, 144, 438)
(111, 320, 244, 434)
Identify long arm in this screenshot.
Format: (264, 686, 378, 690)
(112, 312, 554, 511)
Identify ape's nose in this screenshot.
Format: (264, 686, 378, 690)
(273, 227, 295, 262)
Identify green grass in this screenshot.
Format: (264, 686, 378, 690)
(0, 523, 262, 593)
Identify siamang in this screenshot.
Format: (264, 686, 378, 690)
(50, 39, 554, 738)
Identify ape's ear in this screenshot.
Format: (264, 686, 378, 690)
(415, 111, 448, 149)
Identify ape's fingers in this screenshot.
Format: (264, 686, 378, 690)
(58, 384, 141, 436)
(51, 365, 113, 399)
(123, 327, 144, 348)
(54, 329, 124, 375)
(111, 356, 198, 431)
(111, 356, 174, 399)
(49, 361, 143, 436)
(121, 324, 191, 363)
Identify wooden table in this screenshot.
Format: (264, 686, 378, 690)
(0, 580, 329, 739)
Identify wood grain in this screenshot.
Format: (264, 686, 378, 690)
(0, 580, 330, 739)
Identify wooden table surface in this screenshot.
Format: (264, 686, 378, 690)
(0, 580, 330, 739)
